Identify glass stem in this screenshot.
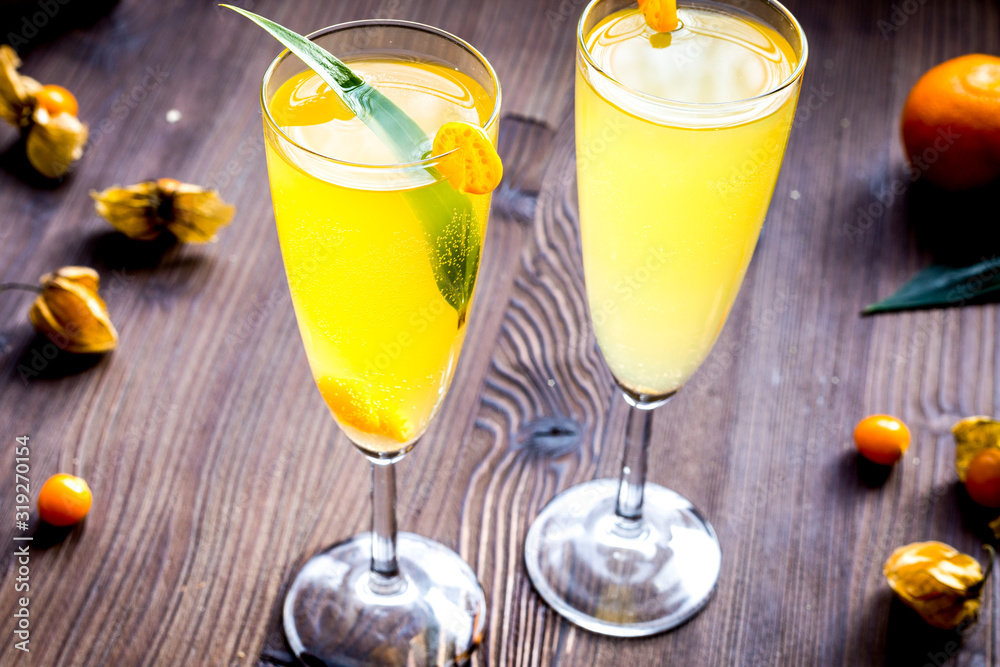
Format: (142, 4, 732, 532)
(369, 462, 405, 595)
(615, 400, 655, 524)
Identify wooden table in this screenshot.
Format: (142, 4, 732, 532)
(2, 0, 998, 664)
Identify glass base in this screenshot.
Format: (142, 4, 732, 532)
(284, 532, 486, 666)
(524, 479, 721, 637)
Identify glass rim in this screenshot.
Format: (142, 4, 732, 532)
(260, 19, 502, 171)
(576, 0, 809, 111)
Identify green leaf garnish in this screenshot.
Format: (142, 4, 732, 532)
(225, 5, 483, 320)
(864, 257, 1000, 314)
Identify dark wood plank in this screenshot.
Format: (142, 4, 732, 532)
(0, 0, 998, 665)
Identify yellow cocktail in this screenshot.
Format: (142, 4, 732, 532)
(577, 6, 799, 396)
(265, 60, 495, 456)
(252, 16, 501, 664)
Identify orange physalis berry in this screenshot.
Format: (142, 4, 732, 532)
(431, 121, 503, 195)
(638, 0, 679, 33)
(965, 449, 1000, 508)
(35, 84, 78, 117)
(854, 414, 911, 465)
(318, 377, 414, 443)
(37, 474, 92, 526)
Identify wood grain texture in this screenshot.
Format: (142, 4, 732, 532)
(1, 0, 998, 666)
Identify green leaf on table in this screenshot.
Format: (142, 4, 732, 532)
(224, 5, 482, 320)
(863, 256, 1000, 314)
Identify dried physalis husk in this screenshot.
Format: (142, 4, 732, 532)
(25, 106, 88, 179)
(0, 45, 39, 127)
(92, 178, 235, 243)
(884, 541, 993, 629)
(954, 417, 1000, 482)
(28, 267, 118, 354)
(0, 45, 87, 179)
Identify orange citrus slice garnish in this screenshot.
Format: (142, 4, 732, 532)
(638, 0, 679, 33)
(317, 377, 414, 443)
(432, 121, 503, 195)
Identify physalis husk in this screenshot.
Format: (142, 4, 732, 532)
(92, 178, 235, 243)
(953, 417, 1000, 482)
(884, 541, 992, 630)
(0, 45, 87, 179)
(28, 267, 118, 354)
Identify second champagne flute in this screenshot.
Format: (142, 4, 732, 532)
(525, 0, 807, 637)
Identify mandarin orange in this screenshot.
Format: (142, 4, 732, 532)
(901, 54, 1000, 190)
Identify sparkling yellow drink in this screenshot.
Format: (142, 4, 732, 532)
(264, 58, 495, 456)
(577, 6, 800, 396)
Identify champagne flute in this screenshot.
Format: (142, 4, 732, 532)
(260, 20, 500, 664)
(524, 0, 807, 636)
